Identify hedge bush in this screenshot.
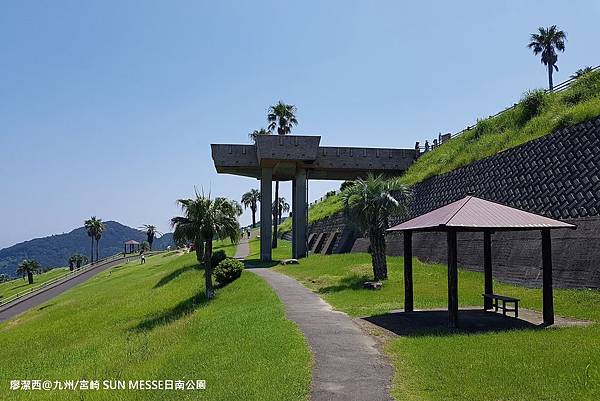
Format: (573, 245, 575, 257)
(213, 258, 244, 285)
(211, 250, 228, 269)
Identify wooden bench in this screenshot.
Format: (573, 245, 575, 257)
(482, 293, 520, 318)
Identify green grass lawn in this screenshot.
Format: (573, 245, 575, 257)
(274, 248, 600, 401)
(246, 237, 292, 265)
(0, 267, 69, 301)
(0, 251, 311, 401)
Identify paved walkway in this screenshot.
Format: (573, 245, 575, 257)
(234, 236, 251, 259)
(249, 267, 393, 401)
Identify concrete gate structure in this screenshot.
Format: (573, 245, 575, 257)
(212, 135, 418, 261)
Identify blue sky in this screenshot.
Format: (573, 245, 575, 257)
(1, 1, 599, 249)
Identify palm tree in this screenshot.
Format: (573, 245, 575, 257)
(571, 66, 593, 79)
(93, 219, 105, 263)
(241, 189, 261, 228)
(84, 217, 99, 264)
(140, 224, 162, 250)
(273, 197, 290, 224)
(341, 174, 411, 281)
(75, 254, 88, 269)
(171, 192, 241, 299)
(248, 128, 270, 142)
(17, 259, 41, 285)
(528, 25, 567, 90)
(267, 101, 298, 248)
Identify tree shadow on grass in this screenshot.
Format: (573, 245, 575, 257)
(243, 259, 280, 269)
(153, 265, 199, 289)
(130, 291, 208, 333)
(317, 274, 371, 294)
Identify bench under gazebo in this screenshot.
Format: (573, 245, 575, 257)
(387, 195, 576, 328)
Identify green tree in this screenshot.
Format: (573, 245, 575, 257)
(68, 254, 88, 270)
(273, 197, 290, 224)
(171, 193, 241, 299)
(140, 224, 162, 250)
(570, 66, 593, 79)
(341, 174, 411, 281)
(141, 241, 150, 252)
(84, 217, 100, 264)
(248, 128, 270, 142)
(93, 219, 105, 263)
(528, 25, 567, 90)
(267, 101, 298, 248)
(241, 189, 261, 228)
(17, 259, 41, 285)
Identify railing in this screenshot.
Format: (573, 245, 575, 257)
(416, 65, 600, 153)
(0, 251, 160, 308)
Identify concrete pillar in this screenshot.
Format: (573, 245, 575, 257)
(260, 168, 273, 262)
(292, 168, 308, 259)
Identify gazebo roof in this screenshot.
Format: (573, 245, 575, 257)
(388, 196, 576, 232)
(124, 240, 140, 245)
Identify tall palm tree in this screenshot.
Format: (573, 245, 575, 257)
(241, 189, 261, 228)
(140, 224, 162, 250)
(571, 66, 593, 79)
(171, 192, 241, 299)
(273, 197, 290, 224)
(341, 174, 412, 281)
(528, 25, 567, 90)
(93, 219, 105, 263)
(267, 101, 298, 248)
(248, 128, 270, 142)
(84, 217, 99, 264)
(17, 259, 41, 285)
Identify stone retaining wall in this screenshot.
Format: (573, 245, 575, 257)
(330, 116, 600, 288)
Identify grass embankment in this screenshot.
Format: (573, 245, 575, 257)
(279, 195, 343, 235)
(0, 249, 311, 400)
(297, 70, 600, 225)
(274, 248, 600, 401)
(0, 268, 69, 301)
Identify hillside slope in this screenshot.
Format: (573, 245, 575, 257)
(281, 69, 600, 231)
(0, 252, 311, 401)
(0, 222, 174, 277)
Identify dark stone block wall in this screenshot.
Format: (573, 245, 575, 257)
(394, 116, 600, 224)
(343, 116, 600, 288)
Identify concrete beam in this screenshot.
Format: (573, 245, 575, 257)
(260, 168, 273, 262)
(292, 168, 308, 259)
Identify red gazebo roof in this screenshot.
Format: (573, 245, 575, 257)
(388, 196, 576, 232)
(124, 240, 140, 245)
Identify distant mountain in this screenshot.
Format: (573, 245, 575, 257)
(0, 222, 174, 277)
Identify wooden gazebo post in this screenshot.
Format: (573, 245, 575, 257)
(403, 231, 414, 312)
(541, 229, 554, 325)
(447, 229, 458, 329)
(483, 231, 493, 310)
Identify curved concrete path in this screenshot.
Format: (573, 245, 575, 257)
(249, 266, 393, 401)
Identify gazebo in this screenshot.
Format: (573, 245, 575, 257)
(387, 195, 576, 328)
(124, 240, 140, 254)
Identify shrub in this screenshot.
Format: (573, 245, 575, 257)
(519, 89, 547, 124)
(561, 70, 600, 106)
(211, 250, 227, 268)
(213, 258, 244, 285)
